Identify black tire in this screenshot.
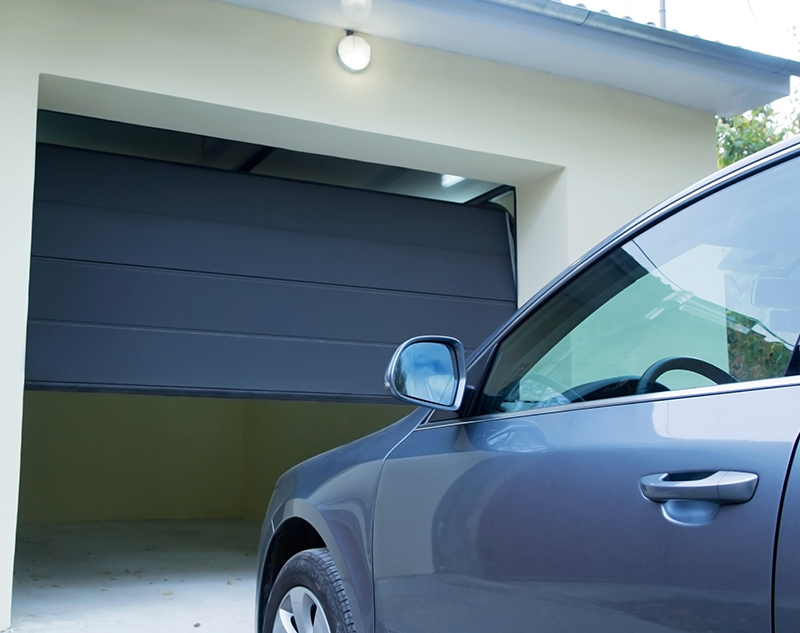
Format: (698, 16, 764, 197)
(263, 548, 356, 633)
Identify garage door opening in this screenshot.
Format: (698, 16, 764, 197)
(15, 112, 517, 631)
(14, 392, 408, 631)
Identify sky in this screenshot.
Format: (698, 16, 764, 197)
(564, 0, 800, 61)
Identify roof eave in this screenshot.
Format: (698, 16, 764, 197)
(485, 0, 800, 76)
(219, 0, 800, 116)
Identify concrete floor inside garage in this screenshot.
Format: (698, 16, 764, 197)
(13, 519, 260, 633)
(11, 392, 411, 632)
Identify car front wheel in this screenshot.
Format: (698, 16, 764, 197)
(264, 548, 356, 633)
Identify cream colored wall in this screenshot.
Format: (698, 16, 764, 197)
(0, 0, 718, 626)
(19, 392, 410, 523)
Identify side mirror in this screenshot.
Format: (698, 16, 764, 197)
(384, 336, 467, 411)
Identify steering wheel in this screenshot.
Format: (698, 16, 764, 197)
(635, 356, 737, 395)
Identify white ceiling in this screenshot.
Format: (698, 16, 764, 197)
(219, 0, 800, 116)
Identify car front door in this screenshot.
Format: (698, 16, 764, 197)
(372, 152, 800, 633)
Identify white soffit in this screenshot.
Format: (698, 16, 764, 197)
(218, 0, 800, 116)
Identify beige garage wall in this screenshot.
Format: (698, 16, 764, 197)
(0, 0, 719, 625)
(19, 392, 247, 523)
(18, 392, 410, 523)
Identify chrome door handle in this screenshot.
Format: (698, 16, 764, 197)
(639, 471, 758, 505)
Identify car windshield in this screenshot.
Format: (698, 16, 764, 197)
(478, 156, 800, 414)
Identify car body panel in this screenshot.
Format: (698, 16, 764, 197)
(256, 408, 426, 633)
(374, 383, 800, 633)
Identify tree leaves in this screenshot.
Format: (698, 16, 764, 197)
(716, 103, 800, 168)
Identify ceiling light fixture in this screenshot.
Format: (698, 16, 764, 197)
(337, 30, 371, 72)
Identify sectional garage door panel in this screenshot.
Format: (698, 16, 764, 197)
(33, 200, 514, 301)
(26, 322, 393, 399)
(27, 144, 517, 401)
(28, 259, 513, 348)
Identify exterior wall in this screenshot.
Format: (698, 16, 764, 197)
(0, 0, 717, 626)
(19, 392, 409, 523)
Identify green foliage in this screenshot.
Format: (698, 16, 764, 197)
(717, 27, 800, 168)
(716, 105, 789, 168)
(725, 310, 792, 382)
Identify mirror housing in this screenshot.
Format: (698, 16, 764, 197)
(385, 336, 467, 411)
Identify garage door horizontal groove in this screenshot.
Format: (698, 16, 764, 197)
(30, 255, 517, 305)
(27, 318, 429, 349)
(22, 382, 405, 404)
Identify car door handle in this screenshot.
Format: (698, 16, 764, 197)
(639, 471, 758, 505)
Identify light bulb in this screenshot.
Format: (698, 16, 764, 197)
(337, 33, 371, 72)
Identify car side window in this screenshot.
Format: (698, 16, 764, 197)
(477, 156, 800, 415)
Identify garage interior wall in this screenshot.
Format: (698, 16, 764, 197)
(1, 0, 719, 626)
(19, 391, 412, 523)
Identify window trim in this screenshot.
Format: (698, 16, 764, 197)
(420, 372, 800, 430)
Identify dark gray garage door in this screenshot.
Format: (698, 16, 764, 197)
(26, 144, 516, 402)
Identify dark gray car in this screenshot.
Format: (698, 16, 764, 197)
(257, 135, 800, 633)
